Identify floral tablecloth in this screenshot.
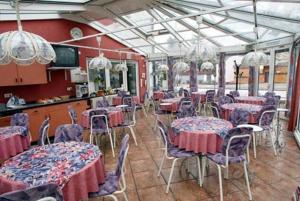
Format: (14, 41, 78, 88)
(221, 103, 262, 124)
(81, 107, 124, 128)
(160, 97, 182, 112)
(112, 96, 140, 106)
(0, 126, 30, 161)
(0, 141, 105, 201)
(235, 96, 266, 105)
(170, 116, 233, 154)
(191, 92, 206, 103)
(153, 91, 164, 100)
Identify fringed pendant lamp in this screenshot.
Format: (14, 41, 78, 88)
(89, 36, 112, 70)
(114, 52, 128, 71)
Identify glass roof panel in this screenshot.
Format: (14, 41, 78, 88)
(125, 38, 150, 46)
(178, 30, 197, 41)
(182, 0, 221, 7)
(153, 34, 177, 44)
(36, 0, 89, 3)
(212, 36, 247, 46)
(113, 30, 139, 40)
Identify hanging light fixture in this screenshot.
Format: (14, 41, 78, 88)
(157, 55, 169, 72)
(173, 42, 189, 73)
(114, 51, 127, 71)
(200, 61, 215, 73)
(89, 36, 112, 70)
(0, 0, 56, 65)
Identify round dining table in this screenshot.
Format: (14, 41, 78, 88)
(235, 96, 266, 105)
(160, 97, 182, 112)
(81, 107, 124, 128)
(221, 103, 263, 124)
(0, 126, 30, 162)
(112, 96, 140, 106)
(0, 141, 105, 201)
(170, 116, 233, 154)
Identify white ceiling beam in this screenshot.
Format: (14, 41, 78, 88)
(0, 13, 61, 21)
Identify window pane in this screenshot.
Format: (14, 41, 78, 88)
(110, 62, 124, 89)
(258, 65, 269, 96)
(274, 49, 289, 100)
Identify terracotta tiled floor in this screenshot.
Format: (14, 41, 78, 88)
(89, 110, 300, 201)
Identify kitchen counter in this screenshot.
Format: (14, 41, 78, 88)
(0, 96, 92, 117)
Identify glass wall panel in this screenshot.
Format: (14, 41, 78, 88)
(274, 49, 289, 100)
(258, 64, 270, 96)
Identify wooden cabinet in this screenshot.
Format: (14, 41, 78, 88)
(24, 100, 88, 142)
(0, 116, 11, 127)
(0, 63, 47, 86)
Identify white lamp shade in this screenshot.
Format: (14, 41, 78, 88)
(157, 64, 169, 72)
(114, 62, 128, 71)
(200, 61, 215, 73)
(173, 61, 189, 72)
(241, 51, 269, 67)
(187, 41, 217, 62)
(89, 53, 112, 70)
(0, 31, 56, 65)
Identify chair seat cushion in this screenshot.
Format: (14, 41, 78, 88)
(207, 153, 246, 165)
(89, 171, 119, 197)
(168, 146, 197, 158)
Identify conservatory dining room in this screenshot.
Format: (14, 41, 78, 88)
(0, 0, 300, 201)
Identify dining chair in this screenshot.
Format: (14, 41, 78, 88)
(264, 91, 276, 97)
(211, 102, 222, 119)
(0, 184, 63, 201)
(178, 88, 184, 96)
(183, 89, 190, 98)
(176, 104, 197, 119)
(229, 108, 249, 127)
(226, 94, 236, 103)
(54, 124, 83, 143)
(153, 100, 172, 131)
(89, 109, 115, 157)
(38, 116, 50, 146)
(229, 90, 240, 97)
(164, 91, 175, 99)
(135, 93, 148, 117)
(218, 96, 233, 106)
(201, 90, 215, 116)
(143, 91, 155, 113)
(157, 120, 203, 193)
(89, 134, 130, 201)
(263, 96, 277, 106)
(96, 97, 110, 108)
(205, 127, 253, 201)
(67, 105, 77, 124)
(117, 90, 127, 97)
(122, 95, 135, 111)
(11, 112, 31, 140)
(193, 95, 201, 114)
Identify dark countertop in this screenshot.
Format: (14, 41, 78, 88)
(0, 96, 93, 117)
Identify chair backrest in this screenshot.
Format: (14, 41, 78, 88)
(221, 127, 252, 159)
(205, 90, 215, 103)
(229, 108, 249, 127)
(157, 120, 172, 150)
(211, 102, 221, 118)
(11, 113, 29, 135)
(164, 91, 175, 99)
(229, 90, 240, 97)
(183, 89, 190, 98)
(38, 117, 50, 146)
(258, 105, 277, 127)
(89, 110, 110, 134)
(0, 184, 63, 201)
(226, 94, 235, 103)
(115, 134, 130, 178)
(96, 97, 110, 108)
(176, 104, 196, 119)
(67, 105, 77, 124)
(117, 90, 127, 97)
(122, 95, 135, 108)
(274, 95, 281, 106)
(264, 91, 275, 97)
(54, 124, 83, 143)
(216, 87, 225, 97)
(218, 96, 232, 106)
(264, 96, 277, 106)
(178, 88, 184, 96)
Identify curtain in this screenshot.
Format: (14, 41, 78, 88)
(218, 52, 225, 94)
(167, 56, 174, 91)
(248, 66, 255, 96)
(190, 61, 198, 92)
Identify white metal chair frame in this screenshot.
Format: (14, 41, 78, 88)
(201, 92, 215, 116)
(68, 110, 76, 125)
(205, 134, 253, 201)
(90, 114, 115, 157)
(210, 105, 221, 119)
(157, 126, 203, 193)
(179, 100, 192, 110)
(41, 123, 50, 146)
(37, 197, 57, 201)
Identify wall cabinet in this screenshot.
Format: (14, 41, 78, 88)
(24, 100, 88, 142)
(0, 63, 47, 86)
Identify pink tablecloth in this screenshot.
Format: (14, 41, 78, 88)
(0, 142, 105, 201)
(235, 96, 266, 105)
(81, 107, 124, 128)
(0, 126, 30, 161)
(170, 117, 233, 154)
(112, 96, 140, 105)
(153, 91, 164, 100)
(191, 92, 206, 103)
(221, 103, 262, 124)
(160, 97, 182, 112)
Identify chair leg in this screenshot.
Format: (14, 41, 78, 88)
(113, 129, 116, 148)
(122, 192, 129, 201)
(166, 158, 178, 193)
(129, 126, 138, 146)
(46, 135, 51, 145)
(157, 154, 166, 176)
(224, 167, 229, 179)
(243, 161, 253, 201)
(217, 165, 224, 201)
(142, 106, 148, 117)
(108, 132, 115, 158)
(107, 194, 118, 201)
(89, 134, 93, 144)
(153, 115, 158, 130)
(268, 129, 277, 156)
(196, 157, 203, 186)
(253, 132, 257, 159)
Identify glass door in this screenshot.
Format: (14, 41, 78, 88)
(127, 62, 138, 95)
(295, 101, 300, 148)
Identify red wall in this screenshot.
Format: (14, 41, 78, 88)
(0, 19, 146, 103)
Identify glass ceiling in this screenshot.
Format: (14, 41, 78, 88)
(1, 0, 300, 55)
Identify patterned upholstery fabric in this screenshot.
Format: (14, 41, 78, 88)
(96, 98, 110, 108)
(164, 91, 175, 99)
(274, 95, 281, 106)
(54, 124, 83, 143)
(0, 184, 63, 201)
(122, 96, 136, 112)
(183, 89, 190, 98)
(10, 113, 29, 136)
(218, 96, 232, 106)
(264, 92, 276, 97)
(226, 94, 235, 103)
(89, 135, 129, 198)
(89, 110, 109, 134)
(264, 96, 277, 106)
(117, 90, 127, 97)
(68, 106, 77, 124)
(229, 90, 240, 97)
(211, 102, 222, 118)
(38, 117, 50, 146)
(229, 108, 249, 127)
(178, 88, 184, 96)
(257, 105, 276, 127)
(205, 90, 215, 103)
(176, 105, 196, 119)
(207, 127, 252, 165)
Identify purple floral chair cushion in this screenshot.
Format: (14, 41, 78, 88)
(264, 92, 276, 97)
(229, 90, 240, 97)
(38, 117, 50, 146)
(89, 135, 129, 198)
(229, 108, 249, 127)
(263, 96, 277, 106)
(257, 105, 276, 128)
(54, 124, 83, 143)
(205, 90, 215, 103)
(117, 90, 127, 97)
(96, 98, 110, 108)
(68, 106, 77, 124)
(178, 88, 184, 96)
(226, 94, 235, 103)
(183, 89, 190, 98)
(89, 110, 109, 134)
(176, 105, 196, 119)
(207, 127, 252, 165)
(218, 96, 232, 106)
(164, 91, 175, 99)
(10, 113, 29, 136)
(0, 184, 63, 201)
(122, 96, 136, 112)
